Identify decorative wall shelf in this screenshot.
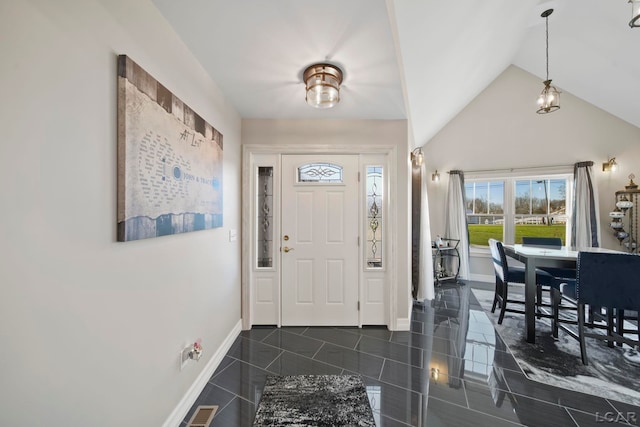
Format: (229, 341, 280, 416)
(609, 174, 640, 253)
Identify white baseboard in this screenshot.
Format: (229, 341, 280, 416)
(163, 320, 242, 427)
(394, 317, 411, 331)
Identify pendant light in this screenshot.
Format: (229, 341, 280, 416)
(536, 9, 560, 114)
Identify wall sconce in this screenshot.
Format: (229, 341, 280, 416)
(603, 157, 618, 172)
(432, 170, 440, 182)
(411, 148, 423, 166)
(431, 367, 440, 382)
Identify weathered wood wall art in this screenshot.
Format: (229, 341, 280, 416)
(117, 55, 223, 241)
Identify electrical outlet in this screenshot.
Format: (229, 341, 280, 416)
(180, 346, 191, 370)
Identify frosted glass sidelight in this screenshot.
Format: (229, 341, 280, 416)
(257, 167, 273, 268)
(367, 166, 383, 268)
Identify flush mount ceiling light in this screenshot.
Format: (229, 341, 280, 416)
(536, 9, 561, 114)
(630, 0, 640, 27)
(303, 63, 343, 109)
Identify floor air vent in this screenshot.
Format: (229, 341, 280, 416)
(186, 405, 218, 427)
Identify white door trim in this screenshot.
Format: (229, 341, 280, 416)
(241, 144, 397, 330)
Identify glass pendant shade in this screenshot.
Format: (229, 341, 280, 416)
(630, 0, 640, 27)
(616, 198, 634, 210)
(303, 63, 343, 109)
(609, 209, 625, 218)
(536, 9, 560, 114)
(536, 80, 561, 114)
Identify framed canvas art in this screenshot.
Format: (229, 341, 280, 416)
(117, 55, 223, 241)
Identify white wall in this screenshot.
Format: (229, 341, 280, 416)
(242, 119, 412, 328)
(424, 65, 640, 279)
(0, 1, 241, 425)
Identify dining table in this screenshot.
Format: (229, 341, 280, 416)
(502, 244, 620, 344)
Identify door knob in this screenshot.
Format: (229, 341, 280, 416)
(283, 246, 294, 253)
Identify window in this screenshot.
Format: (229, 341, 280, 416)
(256, 166, 273, 268)
(465, 172, 571, 247)
(297, 163, 343, 183)
(366, 166, 383, 268)
(466, 181, 504, 245)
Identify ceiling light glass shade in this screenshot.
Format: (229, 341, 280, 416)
(630, 0, 640, 27)
(536, 80, 561, 114)
(303, 63, 343, 109)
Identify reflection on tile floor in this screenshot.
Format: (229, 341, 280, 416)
(181, 281, 639, 426)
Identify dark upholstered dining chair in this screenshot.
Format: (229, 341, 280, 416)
(521, 236, 576, 324)
(522, 236, 576, 280)
(488, 238, 560, 325)
(521, 236, 562, 249)
(572, 251, 640, 365)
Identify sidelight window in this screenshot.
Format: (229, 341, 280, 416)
(366, 166, 383, 268)
(257, 166, 273, 268)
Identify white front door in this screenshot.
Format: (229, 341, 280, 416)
(281, 154, 359, 326)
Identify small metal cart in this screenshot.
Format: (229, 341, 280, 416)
(432, 238, 460, 285)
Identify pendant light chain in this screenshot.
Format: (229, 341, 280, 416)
(545, 14, 549, 81)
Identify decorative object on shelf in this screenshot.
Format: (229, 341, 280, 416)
(432, 170, 440, 182)
(629, 0, 640, 27)
(303, 63, 343, 109)
(536, 9, 561, 114)
(602, 157, 618, 172)
(609, 174, 640, 252)
(626, 173, 638, 190)
(411, 148, 424, 166)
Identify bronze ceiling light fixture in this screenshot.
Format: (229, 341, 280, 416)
(630, 0, 640, 27)
(536, 9, 561, 114)
(303, 63, 343, 109)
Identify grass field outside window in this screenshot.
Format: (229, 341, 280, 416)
(469, 224, 566, 246)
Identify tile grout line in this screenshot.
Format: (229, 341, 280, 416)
(310, 341, 325, 360)
(378, 358, 386, 381)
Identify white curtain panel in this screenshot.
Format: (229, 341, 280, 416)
(418, 163, 435, 301)
(571, 161, 601, 248)
(445, 171, 470, 280)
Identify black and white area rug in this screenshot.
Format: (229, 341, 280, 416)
(253, 374, 376, 426)
(472, 288, 640, 407)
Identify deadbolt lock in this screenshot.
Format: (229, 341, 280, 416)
(283, 235, 289, 241)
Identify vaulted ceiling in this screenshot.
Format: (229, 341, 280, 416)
(152, 0, 640, 148)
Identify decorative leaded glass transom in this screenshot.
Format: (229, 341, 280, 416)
(297, 163, 343, 183)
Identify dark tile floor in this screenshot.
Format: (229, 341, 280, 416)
(180, 281, 639, 426)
